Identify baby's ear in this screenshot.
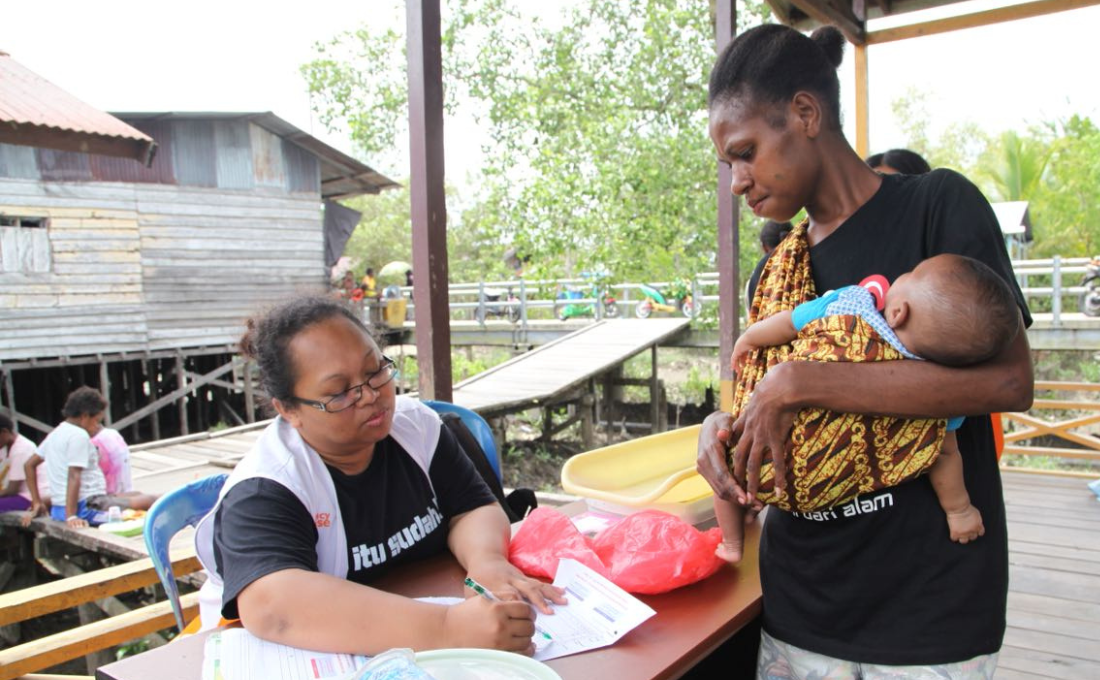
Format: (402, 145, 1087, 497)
(885, 301, 909, 329)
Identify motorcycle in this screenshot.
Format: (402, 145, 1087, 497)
(1081, 256, 1100, 317)
(556, 281, 620, 320)
(634, 280, 699, 319)
(476, 286, 520, 323)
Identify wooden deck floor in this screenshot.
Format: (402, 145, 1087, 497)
(997, 470, 1100, 679)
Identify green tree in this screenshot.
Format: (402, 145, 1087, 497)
(976, 130, 1052, 202)
(1030, 115, 1100, 257)
(303, 0, 772, 286)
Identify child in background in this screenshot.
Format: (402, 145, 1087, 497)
(92, 423, 134, 495)
(0, 413, 50, 513)
(715, 253, 1020, 563)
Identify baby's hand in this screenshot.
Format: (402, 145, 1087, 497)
(730, 337, 757, 376)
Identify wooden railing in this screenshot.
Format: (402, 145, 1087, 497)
(0, 550, 201, 680)
(1001, 380, 1100, 476)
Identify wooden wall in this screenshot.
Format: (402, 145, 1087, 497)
(0, 178, 325, 361)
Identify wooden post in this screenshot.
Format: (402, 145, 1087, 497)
(2, 370, 15, 434)
(854, 43, 870, 159)
(99, 359, 112, 426)
(581, 380, 596, 450)
(406, 0, 453, 402)
(243, 359, 256, 424)
(650, 346, 660, 433)
(145, 360, 161, 441)
(716, 0, 739, 412)
(602, 371, 615, 444)
(175, 355, 189, 436)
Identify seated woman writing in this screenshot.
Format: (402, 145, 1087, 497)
(194, 296, 564, 655)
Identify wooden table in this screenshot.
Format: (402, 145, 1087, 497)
(97, 520, 760, 680)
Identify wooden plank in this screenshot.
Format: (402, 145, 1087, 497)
(1010, 544, 1100, 572)
(1009, 564, 1100, 603)
(0, 593, 199, 680)
(1002, 625, 1100, 663)
(1007, 591, 1100, 623)
(0, 553, 200, 626)
(993, 667, 1051, 680)
(1007, 608, 1100, 643)
(866, 0, 1100, 44)
(996, 645, 1098, 680)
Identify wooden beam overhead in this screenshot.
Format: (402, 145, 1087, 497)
(867, 0, 1100, 44)
(788, 0, 867, 43)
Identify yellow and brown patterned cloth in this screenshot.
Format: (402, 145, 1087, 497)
(731, 222, 945, 513)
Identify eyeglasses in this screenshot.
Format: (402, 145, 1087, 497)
(291, 356, 398, 413)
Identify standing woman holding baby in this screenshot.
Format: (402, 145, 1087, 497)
(696, 24, 1033, 678)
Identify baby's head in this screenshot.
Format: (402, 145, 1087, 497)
(884, 254, 1020, 366)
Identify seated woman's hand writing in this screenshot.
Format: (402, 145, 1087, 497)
(442, 591, 538, 655)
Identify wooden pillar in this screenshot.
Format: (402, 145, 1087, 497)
(2, 370, 15, 434)
(243, 359, 256, 423)
(716, 0, 739, 412)
(406, 0, 453, 402)
(854, 43, 870, 158)
(650, 346, 660, 433)
(145, 360, 161, 441)
(581, 379, 596, 450)
(98, 359, 112, 426)
(175, 355, 189, 436)
(602, 371, 616, 444)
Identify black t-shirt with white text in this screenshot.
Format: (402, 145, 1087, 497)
(751, 170, 1031, 665)
(212, 425, 496, 619)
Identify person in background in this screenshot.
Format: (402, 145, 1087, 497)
(193, 296, 564, 654)
(24, 387, 158, 528)
(865, 148, 932, 175)
(361, 267, 378, 299)
(92, 422, 134, 495)
(0, 413, 49, 513)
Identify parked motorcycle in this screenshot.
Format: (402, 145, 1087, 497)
(477, 286, 520, 323)
(1081, 256, 1100, 317)
(634, 280, 699, 319)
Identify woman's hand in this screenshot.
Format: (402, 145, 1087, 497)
(697, 411, 748, 504)
(442, 595, 537, 654)
(729, 362, 800, 501)
(465, 557, 566, 615)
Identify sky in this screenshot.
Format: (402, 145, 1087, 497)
(4, 0, 1100, 182)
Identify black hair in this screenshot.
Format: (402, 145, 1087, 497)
(760, 220, 793, 251)
(708, 24, 846, 130)
(62, 386, 108, 419)
(866, 149, 931, 175)
(0, 412, 12, 432)
(916, 255, 1020, 367)
(240, 296, 372, 405)
(365, 267, 374, 275)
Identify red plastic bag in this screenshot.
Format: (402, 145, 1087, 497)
(508, 507, 726, 594)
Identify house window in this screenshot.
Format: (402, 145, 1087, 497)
(0, 214, 51, 273)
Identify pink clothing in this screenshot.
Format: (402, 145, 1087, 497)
(2, 433, 49, 502)
(92, 428, 133, 495)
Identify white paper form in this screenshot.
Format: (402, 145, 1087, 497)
(533, 558, 656, 661)
(202, 628, 370, 680)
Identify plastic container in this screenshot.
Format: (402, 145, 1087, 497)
(560, 425, 716, 525)
(107, 505, 123, 523)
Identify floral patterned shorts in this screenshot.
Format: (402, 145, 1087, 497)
(758, 629, 998, 680)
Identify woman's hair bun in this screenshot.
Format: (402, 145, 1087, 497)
(810, 25, 845, 70)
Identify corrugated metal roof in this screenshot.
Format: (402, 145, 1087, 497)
(0, 51, 157, 166)
(114, 112, 398, 199)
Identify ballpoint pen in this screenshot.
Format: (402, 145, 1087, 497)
(463, 576, 553, 641)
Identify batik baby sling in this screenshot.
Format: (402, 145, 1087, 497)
(731, 221, 945, 513)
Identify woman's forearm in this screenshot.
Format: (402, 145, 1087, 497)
(784, 325, 1034, 417)
(238, 569, 447, 654)
(447, 504, 511, 568)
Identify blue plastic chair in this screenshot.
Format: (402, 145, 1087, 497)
(422, 401, 502, 483)
(143, 473, 228, 632)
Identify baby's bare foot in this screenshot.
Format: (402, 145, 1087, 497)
(715, 541, 743, 564)
(946, 505, 985, 544)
